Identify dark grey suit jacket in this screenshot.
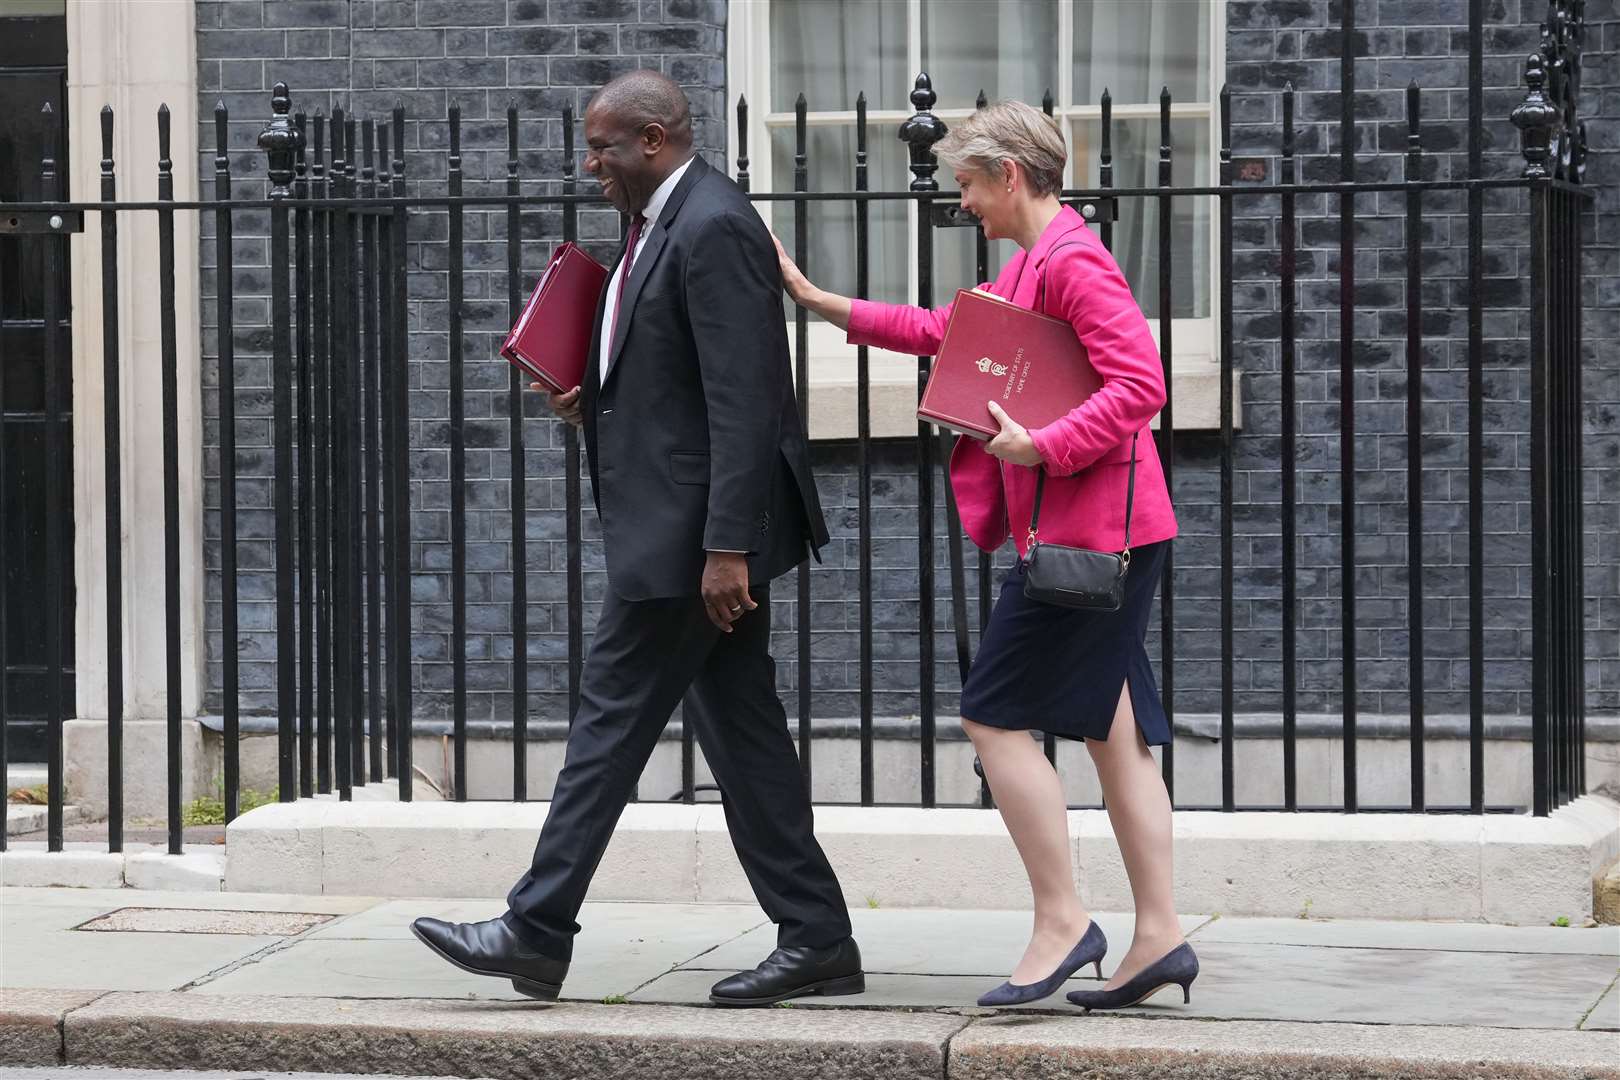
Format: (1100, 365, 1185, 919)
(580, 155, 829, 601)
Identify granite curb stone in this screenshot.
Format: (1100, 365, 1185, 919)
(0, 990, 106, 1066)
(38, 989, 1620, 1080)
(63, 992, 967, 1080)
(948, 1014, 1620, 1080)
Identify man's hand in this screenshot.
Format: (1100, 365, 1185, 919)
(985, 401, 1043, 466)
(538, 383, 583, 428)
(701, 551, 757, 633)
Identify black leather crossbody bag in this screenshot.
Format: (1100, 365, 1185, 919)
(1022, 433, 1136, 611)
(1017, 239, 1137, 611)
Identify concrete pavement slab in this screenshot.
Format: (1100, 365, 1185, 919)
(1, 922, 282, 993)
(0, 990, 104, 1065)
(0, 888, 375, 915)
(1098, 940, 1618, 1029)
(1188, 914, 1620, 955)
(629, 966, 1089, 1008)
(187, 939, 533, 1002)
(197, 902, 770, 1003)
(1584, 977, 1618, 1031)
(686, 908, 1211, 977)
(949, 1014, 1620, 1080)
(64, 992, 967, 1080)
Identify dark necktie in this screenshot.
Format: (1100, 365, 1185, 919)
(609, 213, 647, 357)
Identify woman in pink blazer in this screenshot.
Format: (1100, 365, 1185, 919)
(774, 100, 1195, 1012)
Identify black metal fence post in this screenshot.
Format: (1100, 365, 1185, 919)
(1404, 82, 1426, 812)
(157, 103, 184, 851)
(899, 73, 946, 808)
(295, 111, 316, 798)
(260, 83, 303, 805)
(99, 105, 126, 850)
(216, 102, 240, 819)
(390, 103, 414, 801)
(1515, 53, 1558, 818)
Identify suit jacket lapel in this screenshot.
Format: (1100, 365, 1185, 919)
(600, 156, 712, 388)
(603, 224, 667, 379)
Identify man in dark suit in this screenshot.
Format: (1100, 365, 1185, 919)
(411, 70, 862, 1007)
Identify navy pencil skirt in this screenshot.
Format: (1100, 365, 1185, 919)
(958, 540, 1171, 745)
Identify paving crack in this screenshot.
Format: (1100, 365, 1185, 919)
(1576, 969, 1619, 1030)
(172, 915, 343, 992)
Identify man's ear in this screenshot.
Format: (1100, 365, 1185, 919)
(641, 122, 667, 156)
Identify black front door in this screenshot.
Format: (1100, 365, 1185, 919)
(0, 10, 72, 763)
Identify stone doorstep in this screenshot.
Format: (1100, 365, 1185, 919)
(2, 991, 1615, 1080)
(222, 796, 1620, 925)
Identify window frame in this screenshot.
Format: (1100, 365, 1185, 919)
(727, 0, 1230, 440)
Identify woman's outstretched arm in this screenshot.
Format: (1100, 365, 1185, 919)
(771, 232, 958, 356)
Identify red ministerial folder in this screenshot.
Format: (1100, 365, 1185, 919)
(501, 241, 610, 393)
(918, 287, 1103, 440)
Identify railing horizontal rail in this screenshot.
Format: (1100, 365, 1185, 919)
(0, 177, 1593, 216)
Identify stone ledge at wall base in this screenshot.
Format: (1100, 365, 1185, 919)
(223, 795, 1620, 925)
(61, 718, 399, 820)
(60, 712, 1617, 811)
(0, 845, 225, 891)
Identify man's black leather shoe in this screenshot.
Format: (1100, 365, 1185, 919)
(708, 938, 865, 1006)
(410, 916, 569, 1001)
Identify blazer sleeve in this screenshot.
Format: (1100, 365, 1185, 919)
(845, 296, 959, 356)
(1027, 241, 1166, 473)
(684, 209, 787, 553)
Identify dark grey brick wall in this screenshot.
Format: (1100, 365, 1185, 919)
(194, 0, 728, 720)
(1208, 0, 1618, 716)
(193, 0, 1616, 728)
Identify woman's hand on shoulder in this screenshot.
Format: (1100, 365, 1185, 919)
(985, 401, 1043, 466)
(770, 231, 817, 306)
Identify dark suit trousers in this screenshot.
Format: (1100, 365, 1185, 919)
(502, 585, 852, 962)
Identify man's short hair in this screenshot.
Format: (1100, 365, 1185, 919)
(589, 69, 693, 148)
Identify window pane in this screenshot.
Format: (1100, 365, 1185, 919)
(1073, 0, 1211, 105)
(920, 0, 1058, 110)
(770, 0, 908, 113)
(933, 224, 1021, 307)
(769, 124, 913, 312)
(1072, 117, 1210, 318)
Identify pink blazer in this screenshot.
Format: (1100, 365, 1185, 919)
(846, 205, 1177, 558)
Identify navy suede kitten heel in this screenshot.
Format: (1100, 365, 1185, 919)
(1065, 941, 1199, 1013)
(976, 920, 1108, 1007)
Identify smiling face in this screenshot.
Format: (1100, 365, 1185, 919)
(955, 159, 1019, 241)
(583, 104, 664, 215)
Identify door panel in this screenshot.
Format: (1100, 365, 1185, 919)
(0, 13, 71, 762)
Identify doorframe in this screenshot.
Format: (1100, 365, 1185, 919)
(66, 0, 204, 725)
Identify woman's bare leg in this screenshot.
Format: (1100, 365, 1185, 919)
(1085, 684, 1183, 988)
(963, 717, 1092, 984)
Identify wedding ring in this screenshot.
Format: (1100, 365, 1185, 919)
(728, 604, 743, 614)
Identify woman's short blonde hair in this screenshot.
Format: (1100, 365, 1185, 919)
(934, 99, 1067, 197)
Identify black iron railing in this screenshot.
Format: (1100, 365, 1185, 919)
(0, 1, 1597, 857)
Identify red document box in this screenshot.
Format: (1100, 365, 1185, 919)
(918, 287, 1102, 440)
(501, 242, 610, 393)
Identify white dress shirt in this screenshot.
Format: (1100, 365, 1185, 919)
(598, 155, 695, 385)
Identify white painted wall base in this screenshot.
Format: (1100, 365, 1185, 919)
(223, 795, 1620, 925)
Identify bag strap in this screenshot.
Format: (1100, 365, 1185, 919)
(1026, 235, 1137, 557)
(1029, 434, 1136, 553)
